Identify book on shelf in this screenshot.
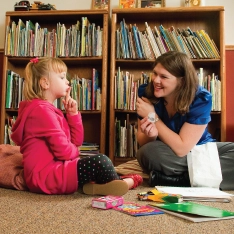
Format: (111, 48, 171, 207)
(182, 29, 201, 59)
(137, 31, 147, 59)
(128, 27, 136, 59)
(96, 26, 103, 56)
(145, 22, 161, 58)
(187, 27, 208, 58)
(16, 19, 26, 56)
(81, 78, 87, 110)
(153, 25, 167, 54)
(184, 28, 204, 59)
(5, 25, 10, 55)
(4, 116, 17, 145)
(197, 68, 221, 111)
(176, 32, 190, 56)
(164, 27, 178, 52)
(158, 25, 174, 52)
(155, 187, 233, 203)
(80, 17, 89, 56)
(33, 22, 41, 56)
(199, 29, 220, 58)
(150, 202, 234, 223)
(167, 26, 183, 53)
(177, 28, 195, 59)
(113, 201, 164, 216)
(120, 19, 130, 59)
(96, 87, 101, 110)
(5, 17, 103, 58)
(92, 68, 98, 110)
(11, 73, 20, 109)
(115, 19, 220, 60)
(116, 29, 121, 59)
(142, 33, 155, 60)
(132, 24, 143, 59)
(115, 116, 138, 158)
(72, 21, 81, 57)
(115, 68, 151, 111)
(5, 70, 22, 109)
(128, 24, 138, 59)
(194, 30, 213, 58)
(6, 70, 13, 108)
(91, 22, 96, 56)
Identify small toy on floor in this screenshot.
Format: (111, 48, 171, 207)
(137, 188, 183, 203)
(92, 195, 124, 209)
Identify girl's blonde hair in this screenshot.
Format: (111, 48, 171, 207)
(23, 57, 67, 100)
(145, 51, 198, 115)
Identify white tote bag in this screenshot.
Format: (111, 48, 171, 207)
(187, 142, 223, 188)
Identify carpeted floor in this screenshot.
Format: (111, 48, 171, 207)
(1, 181, 234, 234)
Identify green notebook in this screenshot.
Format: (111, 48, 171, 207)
(150, 202, 234, 223)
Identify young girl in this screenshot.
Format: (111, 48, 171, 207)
(11, 57, 142, 196)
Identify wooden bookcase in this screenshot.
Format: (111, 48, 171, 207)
(109, 7, 226, 165)
(0, 10, 109, 154)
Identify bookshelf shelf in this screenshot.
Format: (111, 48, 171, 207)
(109, 6, 226, 165)
(0, 10, 109, 154)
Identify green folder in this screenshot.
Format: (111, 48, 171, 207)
(150, 202, 234, 222)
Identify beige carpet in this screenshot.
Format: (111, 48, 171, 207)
(1, 181, 234, 234)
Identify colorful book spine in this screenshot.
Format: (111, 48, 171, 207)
(132, 24, 143, 59)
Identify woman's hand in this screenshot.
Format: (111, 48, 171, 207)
(139, 116, 158, 139)
(136, 97, 155, 118)
(63, 87, 78, 115)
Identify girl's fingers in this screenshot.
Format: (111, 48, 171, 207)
(65, 87, 71, 104)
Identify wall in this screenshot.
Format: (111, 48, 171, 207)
(0, 0, 233, 47)
(225, 47, 234, 142)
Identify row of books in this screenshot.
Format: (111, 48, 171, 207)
(79, 142, 100, 157)
(5, 68, 101, 111)
(5, 17, 103, 57)
(115, 67, 151, 110)
(198, 68, 221, 111)
(115, 66, 221, 112)
(115, 115, 138, 158)
(70, 68, 101, 111)
(116, 19, 220, 60)
(5, 70, 24, 109)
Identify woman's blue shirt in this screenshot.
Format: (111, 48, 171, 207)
(138, 84, 216, 144)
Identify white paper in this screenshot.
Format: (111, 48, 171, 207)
(155, 186, 233, 197)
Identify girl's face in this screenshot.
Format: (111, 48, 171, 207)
(151, 63, 180, 102)
(45, 70, 69, 103)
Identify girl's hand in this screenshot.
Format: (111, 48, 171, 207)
(139, 116, 158, 138)
(136, 97, 155, 118)
(63, 87, 78, 115)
